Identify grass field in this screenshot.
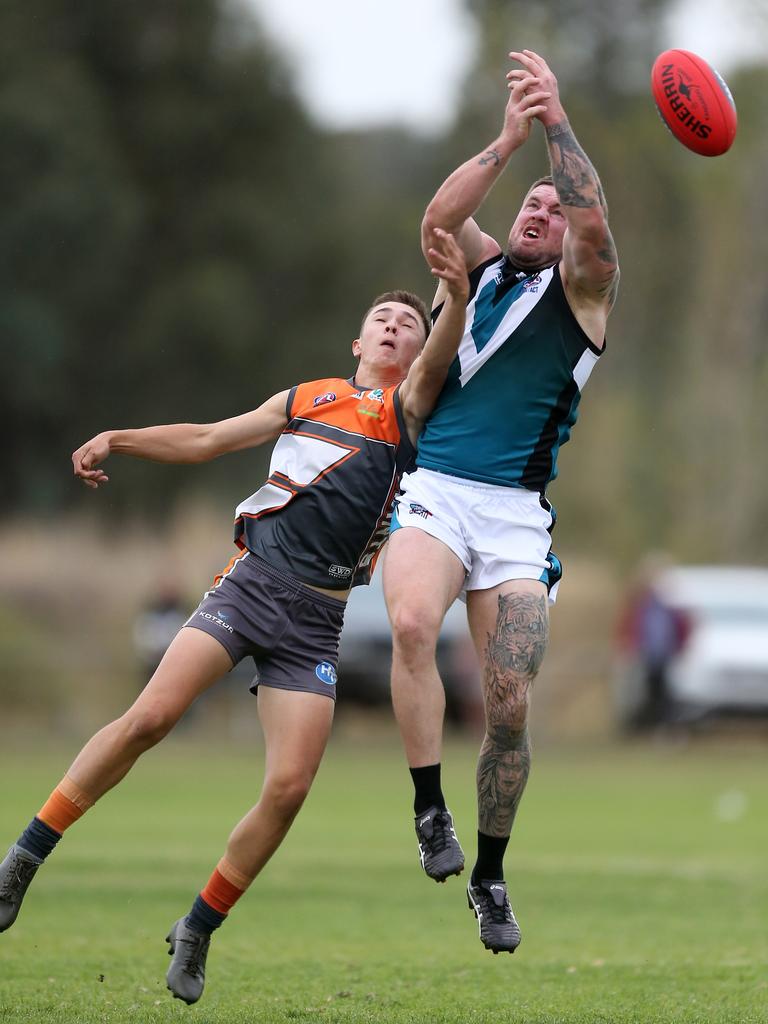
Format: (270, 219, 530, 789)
(0, 727, 766, 1023)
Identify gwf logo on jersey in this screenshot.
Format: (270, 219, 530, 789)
(315, 661, 337, 686)
(313, 392, 337, 407)
(366, 389, 384, 403)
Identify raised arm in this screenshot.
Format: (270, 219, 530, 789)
(399, 230, 469, 444)
(72, 390, 291, 489)
(511, 50, 619, 317)
(421, 71, 552, 290)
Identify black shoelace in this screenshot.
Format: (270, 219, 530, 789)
(428, 812, 454, 853)
(179, 933, 209, 974)
(0, 855, 37, 900)
(480, 887, 511, 924)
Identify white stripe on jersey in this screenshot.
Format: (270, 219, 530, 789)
(236, 432, 359, 519)
(572, 348, 600, 391)
(457, 266, 554, 388)
(236, 481, 294, 519)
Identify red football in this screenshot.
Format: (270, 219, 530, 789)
(651, 49, 737, 156)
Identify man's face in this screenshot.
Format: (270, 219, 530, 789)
(506, 184, 567, 270)
(353, 302, 427, 379)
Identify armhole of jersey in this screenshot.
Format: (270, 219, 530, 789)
(553, 264, 606, 356)
(431, 251, 504, 323)
(285, 385, 299, 419)
(393, 385, 416, 461)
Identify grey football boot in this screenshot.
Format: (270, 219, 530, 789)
(466, 878, 522, 953)
(166, 917, 211, 1004)
(415, 806, 465, 882)
(0, 845, 43, 932)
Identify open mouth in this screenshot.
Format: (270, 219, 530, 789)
(381, 340, 395, 349)
(523, 226, 541, 240)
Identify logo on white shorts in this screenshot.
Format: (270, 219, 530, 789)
(409, 502, 433, 519)
(315, 661, 337, 686)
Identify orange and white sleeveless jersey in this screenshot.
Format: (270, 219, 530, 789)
(234, 377, 416, 590)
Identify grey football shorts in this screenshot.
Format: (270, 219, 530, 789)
(184, 550, 346, 700)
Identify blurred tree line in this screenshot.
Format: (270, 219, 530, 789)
(2, 0, 767, 567)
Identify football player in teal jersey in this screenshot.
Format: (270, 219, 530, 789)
(384, 50, 619, 953)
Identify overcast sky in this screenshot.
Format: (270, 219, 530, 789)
(242, 0, 765, 135)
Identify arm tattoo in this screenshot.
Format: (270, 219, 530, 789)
(545, 119, 606, 212)
(478, 148, 501, 167)
(476, 592, 549, 836)
(544, 121, 569, 138)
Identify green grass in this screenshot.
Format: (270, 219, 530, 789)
(0, 727, 766, 1023)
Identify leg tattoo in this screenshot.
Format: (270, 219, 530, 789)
(477, 592, 549, 837)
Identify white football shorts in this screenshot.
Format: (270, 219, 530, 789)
(391, 467, 562, 601)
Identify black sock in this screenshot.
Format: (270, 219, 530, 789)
(471, 831, 510, 883)
(186, 894, 227, 936)
(410, 764, 446, 815)
(16, 817, 62, 861)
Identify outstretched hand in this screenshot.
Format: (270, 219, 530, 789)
(425, 228, 469, 303)
(499, 54, 552, 148)
(72, 434, 110, 489)
(507, 50, 566, 128)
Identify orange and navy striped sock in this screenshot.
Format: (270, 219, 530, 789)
(17, 776, 95, 861)
(186, 858, 253, 935)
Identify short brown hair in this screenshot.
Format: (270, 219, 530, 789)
(525, 173, 608, 216)
(525, 175, 554, 199)
(361, 290, 431, 342)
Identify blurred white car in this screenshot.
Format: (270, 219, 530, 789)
(337, 571, 480, 722)
(615, 565, 768, 727)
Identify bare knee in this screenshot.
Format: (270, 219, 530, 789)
(262, 770, 314, 821)
(390, 604, 441, 661)
(119, 704, 178, 749)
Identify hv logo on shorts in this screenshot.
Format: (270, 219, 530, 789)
(315, 661, 337, 686)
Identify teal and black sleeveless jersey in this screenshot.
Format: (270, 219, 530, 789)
(416, 254, 604, 492)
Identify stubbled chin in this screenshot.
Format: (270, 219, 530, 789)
(507, 242, 557, 270)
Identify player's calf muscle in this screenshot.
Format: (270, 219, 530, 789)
(477, 725, 531, 836)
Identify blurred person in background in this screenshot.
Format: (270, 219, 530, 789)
(616, 554, 690, 730)
(384, 50, 620, 953)
(0, 231, 468, 1005)
(132, 577, 189, 682)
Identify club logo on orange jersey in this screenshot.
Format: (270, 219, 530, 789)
(313, 392, 337, 407)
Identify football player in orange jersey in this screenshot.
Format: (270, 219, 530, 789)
(0, 230, 468, 1004)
